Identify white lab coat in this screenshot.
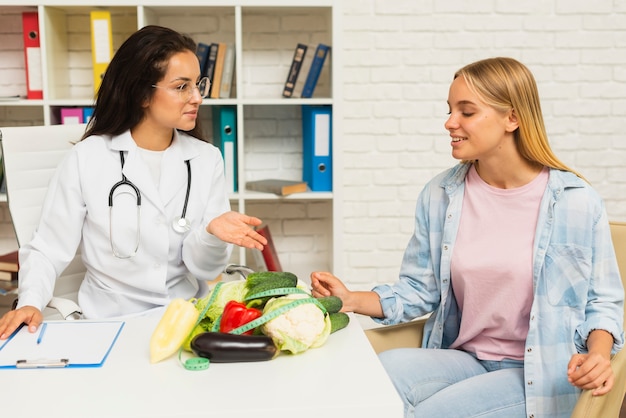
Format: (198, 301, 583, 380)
(17, 130, 233, 318)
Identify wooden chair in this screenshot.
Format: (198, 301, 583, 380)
(0, 124, 88, 319)
(365, 221, 626, 417)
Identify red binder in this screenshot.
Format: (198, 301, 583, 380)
(22, 12, 43, 100)
(257, 225, 283, 272)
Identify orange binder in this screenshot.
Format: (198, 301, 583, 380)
(90, 11, 113, 94)
(22, 12, 43, 100)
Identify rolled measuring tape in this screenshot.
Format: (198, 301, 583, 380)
(177, 282, 226, 371)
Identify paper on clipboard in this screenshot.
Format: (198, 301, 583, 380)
(0, 321, 124, 369)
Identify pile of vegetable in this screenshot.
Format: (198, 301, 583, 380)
(149, 271, 349, 365)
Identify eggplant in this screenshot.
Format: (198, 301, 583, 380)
(190, 332, 278, 363)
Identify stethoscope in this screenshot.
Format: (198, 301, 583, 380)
(108, 150, 192, 258)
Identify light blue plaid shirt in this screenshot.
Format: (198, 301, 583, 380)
(373, 163, 624, 417)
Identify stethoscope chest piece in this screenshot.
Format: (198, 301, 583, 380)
(172, 216, 191, 233)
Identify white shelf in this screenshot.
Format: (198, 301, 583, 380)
(0, 1, 341, 279)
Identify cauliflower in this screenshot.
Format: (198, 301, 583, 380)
(261, 293, 332, 354)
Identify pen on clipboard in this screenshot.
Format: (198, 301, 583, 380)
(36, 323, 48, 345)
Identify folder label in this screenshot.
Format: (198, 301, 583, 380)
(25, 47, 43, 91)
(314, 113, 330, 157)
(92, 19, 112, 63)
(90, 11, 113, 94)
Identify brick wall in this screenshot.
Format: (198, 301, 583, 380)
(1, 2, 625, 294)
(339, 0, 626, 291)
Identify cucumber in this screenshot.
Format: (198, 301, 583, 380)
(245, 271, 298, 297)
(190, 332, 278, 363)
(316, 296, 343, 314)
(329, 312, 350, 333)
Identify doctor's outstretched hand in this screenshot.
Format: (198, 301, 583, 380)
(208, 211, 268, 251)
(0, 305, 43, 340)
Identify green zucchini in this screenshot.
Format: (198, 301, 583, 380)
(329, 312, 350, 333)
(316, 296, 343, 314)
(245, 271, 298, 297)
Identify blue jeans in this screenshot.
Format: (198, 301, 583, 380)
(379, 348, 526, 417)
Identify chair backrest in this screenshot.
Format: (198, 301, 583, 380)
(609, 222, 626, 323)
(571, 221, 626, 417)
(0, 124, 88, 299)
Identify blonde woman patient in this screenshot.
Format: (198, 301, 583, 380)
(311, 57, 624, 417)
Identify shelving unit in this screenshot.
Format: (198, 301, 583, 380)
(0, 1, 341, 281)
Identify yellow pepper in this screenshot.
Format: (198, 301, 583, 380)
(150, 298, 200, 363)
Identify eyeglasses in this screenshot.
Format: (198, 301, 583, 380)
(152, 77, 211, 101)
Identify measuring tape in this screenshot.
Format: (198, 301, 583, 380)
(210, 287, 327, 334)
(180, 282, 327, 369)
(231, 290, 327, 335)
(177, 281, 225, 371)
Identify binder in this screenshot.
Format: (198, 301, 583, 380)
(219, 43, 236, 99)
(195, 42, 211, 77)
(83, 107, 95, 123)
(282, 43, 308, 98)
(90, 11, 113, 94)
(204, 43, 219, 81)
(301, 43, 331, 98)
(257, 225, 282, 272)
(0, 321, 125, 369)
(61, 108, 84, 125)
(210, 43, 227, 99)
(22, 12, 43, 100)
(291, 43, 314, 99)
(302, 105, 332, 191)
(212, 105, 237, 192)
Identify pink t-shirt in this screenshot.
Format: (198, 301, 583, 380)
(450, 165, 549, 361)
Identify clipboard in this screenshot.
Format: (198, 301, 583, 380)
(0, 320, 124, 369)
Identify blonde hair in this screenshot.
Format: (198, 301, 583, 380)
(454, 57, 584, 179)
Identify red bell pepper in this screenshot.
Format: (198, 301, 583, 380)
(220, 300, 263, 335)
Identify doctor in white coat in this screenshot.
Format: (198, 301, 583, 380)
(0, 25, 267, 339)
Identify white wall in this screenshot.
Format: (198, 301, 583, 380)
(1, 1, 625, 294)
(339, 0, 626, 292)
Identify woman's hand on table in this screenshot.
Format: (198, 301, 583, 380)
(0, 305, 43, 340)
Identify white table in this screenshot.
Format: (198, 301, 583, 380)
(1, 313, 403, 418)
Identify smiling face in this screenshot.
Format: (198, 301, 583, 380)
(142, 50, 203, 136)
(444, 75, 518, 163)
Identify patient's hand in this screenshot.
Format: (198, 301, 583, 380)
(0, 305, 43, 340)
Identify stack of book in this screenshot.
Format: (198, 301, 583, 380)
(196, 42, 236, 99)
(282, 43, 331, 98)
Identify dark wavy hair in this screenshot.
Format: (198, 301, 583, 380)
(82, 25, 205, 141)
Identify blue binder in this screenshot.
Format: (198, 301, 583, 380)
(302, 105, 332, 191)
(301, 43, 330, 98)
(212, 106, 238, 192)
(83, 107, 94, 123)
